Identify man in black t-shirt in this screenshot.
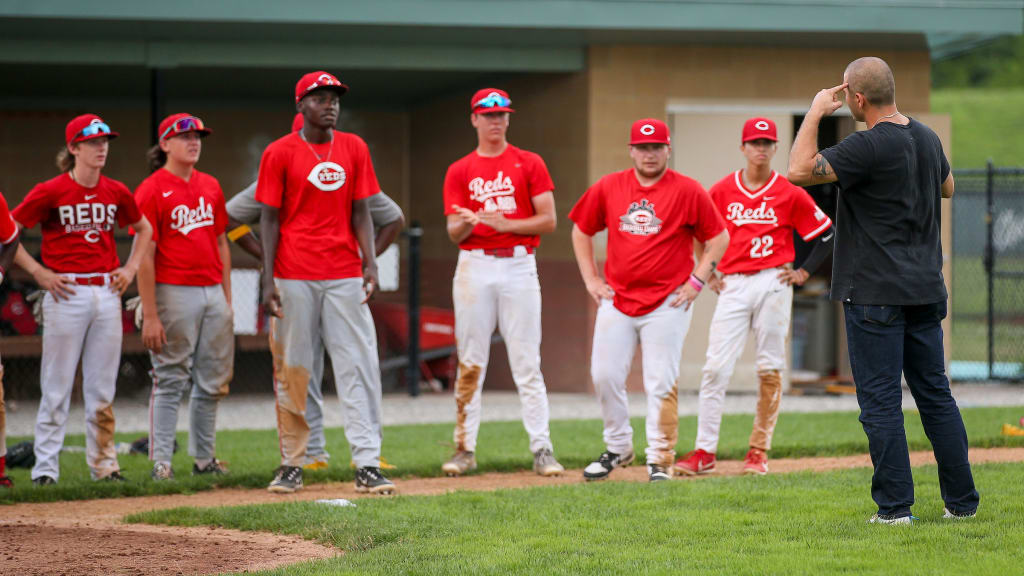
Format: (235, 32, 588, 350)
(788, 57, 979, 524)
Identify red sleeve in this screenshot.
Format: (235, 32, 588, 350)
(790, 186, 832, 241)
(352, 138, 380, 201)
(116, 183, 142, 228)
(442, 161, 466, 216)
(133, 180, 159, 242)
(0, 194, 18, 245)
(690, 183, 726, 242)
(568, 180, 607, 236)
(527, 153, 555, 197)
(255, 144, 285, 209)
(11, 183, 51, 229)
(210, 177, 228, 235)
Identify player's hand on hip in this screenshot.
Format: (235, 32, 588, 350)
(361, 263, 379, 304)
(33, 268, 76, 300)
(810, 83, 849, 118)
(671, 282, 700, 310)
(778, 267, 810, 286)
(109, 264, 137, 295)
(476, 210, 511, 232)
(142, 315, 167, 354)
(584, 277, 614, 305)
(707, 273, 726, 294)
(262, 282, 283, 318)
(450, 205, 480, 226)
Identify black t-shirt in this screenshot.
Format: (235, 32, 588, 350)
(820, 118, 950, 305)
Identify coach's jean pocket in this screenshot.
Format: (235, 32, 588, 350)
(861, 304, 901, 327)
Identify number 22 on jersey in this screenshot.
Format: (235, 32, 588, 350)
(750, 235, 774, 259)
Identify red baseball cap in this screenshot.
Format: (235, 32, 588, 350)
(630, 119, 670, 145)
(292, 113, 304, 132)
(295, 71, 349, 103)
(158, 113, 212, 142)
(471, 88, 515, 114)
(742, 117, 778, 142)
(65, 114, 119, 146)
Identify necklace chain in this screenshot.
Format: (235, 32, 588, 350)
(879, 110, 901, 120)
(299, 129, 333, 163)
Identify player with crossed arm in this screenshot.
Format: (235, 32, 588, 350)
(14, 115, 153, 485)
(259, 71, 395, 495)
(0, 193, 21, 488)
(136, 113, 233, 481)
(227, 113, 404, 471)
(441, 88, 563, 477)
(675, 117, 834, 477)
(570, 119, 729, 482)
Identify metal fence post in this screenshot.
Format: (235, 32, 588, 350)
(985, 160, 995, 379)
(406, 224, 423, 396)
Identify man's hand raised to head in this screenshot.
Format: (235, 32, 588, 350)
(809, 83, 849, 119)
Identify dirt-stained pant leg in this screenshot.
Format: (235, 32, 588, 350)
(80, 288, 123, 480)
(320, 278, 382, 468)
(451, 250, 499, 453)
(749, 275, 791, 451)
(272, 279, 320, 468)
(590, 299, 640, 456)
(695, 275, 755, 454)
(190, 285, 234, 462)
(496, 253, 552, 453)
(149, 284, 205, 464)
(638, 299, 692, 467)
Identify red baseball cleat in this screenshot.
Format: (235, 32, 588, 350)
(743, 448, 768, 475)
(674, 449, 716, 476)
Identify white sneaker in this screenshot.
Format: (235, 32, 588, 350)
(943, 507, 976, 519)
(868, 514, 916, 525)
(533, 448, 564, 477)
(583, 450, 635, 481)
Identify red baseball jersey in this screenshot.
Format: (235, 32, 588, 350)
(256, 131, 380, 280)
(443, 144, 554, 251)
(710, 170, 832, 275)
(0, 193, 19, 246)
(135, 169, 228, 286)
(569, 169, 726, 317)
(13, 173, 141, 273)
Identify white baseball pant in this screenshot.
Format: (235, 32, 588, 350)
(591, 297, 693, 467)
(32, 277, 122, 481)
(451, 248, 552, 454)
(696, 267, 792, 454)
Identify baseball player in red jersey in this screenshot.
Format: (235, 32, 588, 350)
(135, 113, 233, 481)
(258, 71, 395, 495)
(13, 115, 153, 485)
(676, 117, 834, 477)
(441, 88, 563, 477)
(0, 193, 21, 488)
(570, 119, 729, 482)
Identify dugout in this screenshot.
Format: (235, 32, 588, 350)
(0, 2, 1019, 398)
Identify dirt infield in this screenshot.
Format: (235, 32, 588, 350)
(4, 447, 1022, 576)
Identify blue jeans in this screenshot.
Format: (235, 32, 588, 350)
(844, 301, 979, 518)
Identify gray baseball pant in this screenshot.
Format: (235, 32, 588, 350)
(148, 284, 234, 464)
(271, 277, 382, 468)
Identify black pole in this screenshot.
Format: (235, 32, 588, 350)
(149, 68, 166, 146)
(985, 160, 995, 379)
(406, 224, 423, 396)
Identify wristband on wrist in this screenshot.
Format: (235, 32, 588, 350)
(687, 274, 704, 292)
(227, 224, 252, 243)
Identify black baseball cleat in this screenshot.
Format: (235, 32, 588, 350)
(193, 459, 230, 476)
(647, 464, 672, 482)
(355, 466, 397, 495)
(268, 465, 303, 493)
(101, 471, 126, 482)
(33, 475, 57, 486)
(583, 450, 635, 481)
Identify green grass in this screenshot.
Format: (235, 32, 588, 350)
(931, 88, 1024, 168)
(4, 406, 1023, 505)
(128, 461, 1024, 576)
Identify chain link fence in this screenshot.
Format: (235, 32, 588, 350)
(951, 164, 1024, 381)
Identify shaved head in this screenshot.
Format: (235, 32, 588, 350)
(844, 57, 895, 107)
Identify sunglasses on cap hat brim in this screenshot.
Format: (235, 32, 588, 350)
(73, 122, 115, 143)
(160, 117, 210, 141)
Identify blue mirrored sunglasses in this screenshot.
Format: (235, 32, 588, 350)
(78, 122, 112, 139)
(473, 93, 511, 110)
